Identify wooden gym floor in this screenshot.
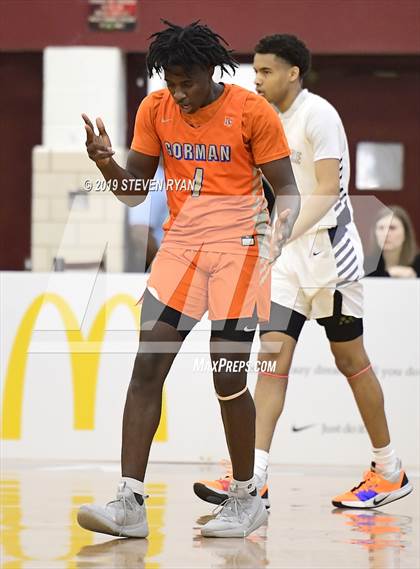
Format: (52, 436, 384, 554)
(1, 461, 418, 568)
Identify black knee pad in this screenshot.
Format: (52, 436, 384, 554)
(316, 291, 363, 342)
(318, 315, 364, 342)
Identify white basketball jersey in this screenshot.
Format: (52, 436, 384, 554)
(279, 89, 353, 233)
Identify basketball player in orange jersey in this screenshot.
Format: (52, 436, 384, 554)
(77, 21, 300, 538)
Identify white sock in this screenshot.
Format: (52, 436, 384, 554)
(254, 448, 269, 480)
(372, 443, 399, 477)
(121, 477, 144, 496)
(232, 477, 256, 494)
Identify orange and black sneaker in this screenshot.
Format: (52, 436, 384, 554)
(193, 460, 270, 510)
(332, 461, 413, 509)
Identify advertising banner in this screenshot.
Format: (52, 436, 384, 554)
(1, 273, 418, 467)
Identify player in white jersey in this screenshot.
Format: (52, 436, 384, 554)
(193, 34, 412, 510)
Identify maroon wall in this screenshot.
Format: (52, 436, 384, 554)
(1, 0, 419, 54)
(309, 55, 420, 242)
(0, 53, 42, 270)
(1, 1, 419, 269)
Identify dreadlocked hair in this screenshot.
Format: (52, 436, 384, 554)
(146, 20, 238, 78)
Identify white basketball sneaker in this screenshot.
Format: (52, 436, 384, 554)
(77, 481, 148, 538)
(201, 482, 268, 538)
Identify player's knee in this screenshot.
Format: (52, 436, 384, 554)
(259, 331, 295, 362)
(334, 353, 368, 378)
(258, 345, 290, 380)
(131, 352, 166, 388)
(213, 370, 247, 399)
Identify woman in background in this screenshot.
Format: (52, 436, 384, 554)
(367, 205, 420, 278)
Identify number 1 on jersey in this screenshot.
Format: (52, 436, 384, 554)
(192, 167, 204, 197)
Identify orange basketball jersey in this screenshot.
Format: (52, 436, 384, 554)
(131, 84, 290, 254)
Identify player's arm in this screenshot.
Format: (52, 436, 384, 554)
(288, 104, 345, 241)
(288, 158, 340, 242)
(82, 114, 159, 207)
(259, 157, 300, 226)
(259, 158, 301, 259)
(247, 95, 300, 257)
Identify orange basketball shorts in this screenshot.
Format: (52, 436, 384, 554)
(147, 246, 271, 322)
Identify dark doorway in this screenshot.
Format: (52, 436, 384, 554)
(0, 53, 43, 270)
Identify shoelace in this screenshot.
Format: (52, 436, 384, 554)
(212, 495, 252, 524)
(106, 493, 129, 536)
(106, 490, 149, 537)
(351, 470, 380, 493)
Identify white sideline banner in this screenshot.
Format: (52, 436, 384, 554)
(1, 273, 419, 467)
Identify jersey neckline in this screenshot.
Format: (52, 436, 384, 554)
(280, 88, 310, 120)
(173, 83, 234, 133)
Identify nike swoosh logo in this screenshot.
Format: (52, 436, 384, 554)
(292, 424, 317, 432)
(161, 118, 172, 123)
(313, 251, 322, 256)
(244, 326, 256, 332)
(373, 494, 390, 506)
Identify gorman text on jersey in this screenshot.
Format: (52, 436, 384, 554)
(164, 141, 231, 162)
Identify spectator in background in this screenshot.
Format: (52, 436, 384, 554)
(126, 163, 168, 272)
(367, 205, 420, 278)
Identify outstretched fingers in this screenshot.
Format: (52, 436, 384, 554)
(96, 117, 112, 149)
(82, 113, 114, 163)
(82, 114, 95, 145)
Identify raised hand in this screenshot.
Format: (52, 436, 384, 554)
(82, 114, 115, 167)
(269, 208, 291, 263)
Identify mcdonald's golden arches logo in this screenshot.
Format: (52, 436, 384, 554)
(1, 293, 168, 442)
